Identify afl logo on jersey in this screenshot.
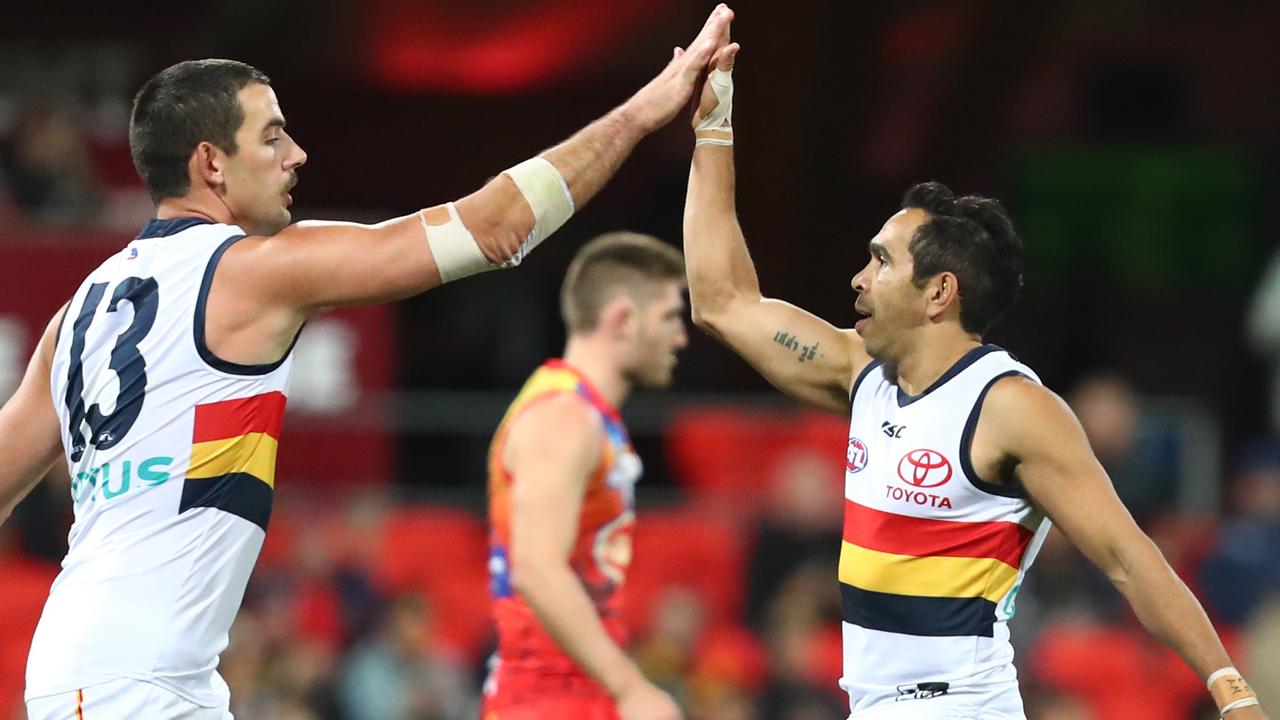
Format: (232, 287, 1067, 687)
(846, 438, 869, 474)
(897, 449, 953, 488)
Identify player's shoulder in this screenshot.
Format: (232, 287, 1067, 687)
(984, 373, 1059, 412)
(505, 391, 606, 468)
(511, 391, 604, 439)
(208, 228, 293, 291)
(215, 221, 345, 267)
(249, 219, 362, 245)
(981, 374, 1076, 446)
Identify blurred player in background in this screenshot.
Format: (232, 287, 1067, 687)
(0, 6, 734, 719)
(681, 33, 1269, 720)
(483, 233, 688, 720)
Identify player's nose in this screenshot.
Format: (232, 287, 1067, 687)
(851, 263, 871, 294)
(289, 139, 308, 169)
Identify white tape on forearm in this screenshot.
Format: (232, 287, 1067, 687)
(420, 202, 495, 283)
(695, 68, 734, 146)
(501, 156, 575, 267)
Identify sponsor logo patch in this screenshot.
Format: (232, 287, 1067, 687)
(896, 448, 953, 488)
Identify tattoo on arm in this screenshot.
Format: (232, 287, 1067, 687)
(773, 330, 822, 363)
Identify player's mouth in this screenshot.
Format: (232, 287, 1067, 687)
(854, 300, 872, 333)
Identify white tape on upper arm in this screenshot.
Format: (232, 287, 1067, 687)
(501, 156, 576, 265)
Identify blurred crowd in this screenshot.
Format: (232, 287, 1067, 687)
(0, 79, 151, 232)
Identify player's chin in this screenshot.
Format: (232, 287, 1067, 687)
(861, 335, 888, 360)
(639, 365, 676, 390)
(264, 208, 292, 235)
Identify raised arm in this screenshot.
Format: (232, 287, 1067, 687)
(0, 308, 68, 526)
(683, 45, 869, 414)
(221, 6, 735, 313)
(504, 394, 681, 720)
(980, 376, 1267, 720)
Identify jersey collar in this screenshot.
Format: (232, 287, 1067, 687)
(135, 217, 214, 240)
(544, 358, 623, 423)
(896, 344, 1001, 407)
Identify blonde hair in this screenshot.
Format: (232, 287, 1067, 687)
(560, 232, 685, 333)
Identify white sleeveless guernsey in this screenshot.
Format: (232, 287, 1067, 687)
(839, 345, 1051, 717)
(27, 218, 297, 707)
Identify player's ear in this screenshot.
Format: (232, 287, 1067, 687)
(926, 271, 960, 321)
(599, 295, 638, 340)
(191, 141, 225, 191)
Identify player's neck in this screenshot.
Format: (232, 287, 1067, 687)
(562, 338, 631, 408)
(892, 331, 983, 396)
(155, 189, 233, 227)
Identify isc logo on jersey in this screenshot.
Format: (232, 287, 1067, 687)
(886, 449, 954, 509)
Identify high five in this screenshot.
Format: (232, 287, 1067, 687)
(4, 6, 735, 719)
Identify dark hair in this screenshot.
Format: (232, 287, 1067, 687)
(902, 181, 1023, 335)
(560, 232, 686, 333)
(129, 59, 271, 202)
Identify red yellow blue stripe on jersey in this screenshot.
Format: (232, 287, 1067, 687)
(179, 391, 286, 530)
(839, 499, 1034, 638)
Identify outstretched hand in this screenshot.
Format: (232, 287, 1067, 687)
(692, 36, 740, 133)
(625, 4, 734, 133)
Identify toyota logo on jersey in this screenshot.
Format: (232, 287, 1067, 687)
(846, 437, 869, 473)
(896, 449, 953, 488)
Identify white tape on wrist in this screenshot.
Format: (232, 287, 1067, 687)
(1208, 668, 1243, 689)
(1208, 667, 1260, 718)
(695, 68, 734, 146)
(501, 156, 575, 266)
(1221, 697, 1260, 716)
(419, 202, 494, 283)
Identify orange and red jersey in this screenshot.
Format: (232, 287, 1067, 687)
(484, 359, 641, 707)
